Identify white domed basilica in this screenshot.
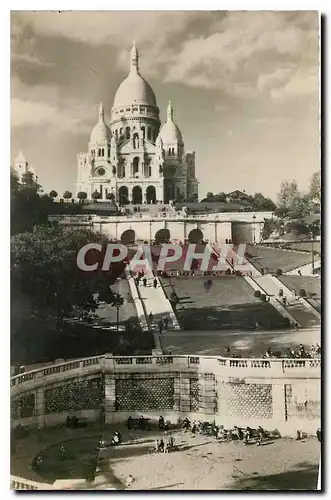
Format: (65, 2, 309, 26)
(76, 43, 199, 205)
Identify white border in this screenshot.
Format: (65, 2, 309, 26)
(3, 2, 327, 497)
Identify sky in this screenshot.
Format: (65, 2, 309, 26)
(10, 10, 320, 200)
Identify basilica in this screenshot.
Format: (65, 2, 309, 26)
(76, 43, 199, 205)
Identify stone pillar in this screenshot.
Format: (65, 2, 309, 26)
(272, 382, 286, 426)
(104, 375, 116, 424)
(35, 387, 45, 429)
(175, 374, 190, 413)
(199, 374, 217, 416)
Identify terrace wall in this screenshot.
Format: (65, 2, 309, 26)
(11, 354, 320, 436)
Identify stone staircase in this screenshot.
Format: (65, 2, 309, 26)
(253, 275, 320, 328)
(161, 276, 290, 331)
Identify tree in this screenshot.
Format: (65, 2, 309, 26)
(49, 190, 58, 199)
(11, 225, 125, 326)
(77, 191, 88, 203)
(106, 192, 115, 201)
(21, 171, 37, 188)
(11, 170, 54, 235)
(92, 190, 102, 202)
(277, 180, 300, 210)
(63, 191, 72, 202)
(251, 193, 276, 211)
(308, 171, 321, 205)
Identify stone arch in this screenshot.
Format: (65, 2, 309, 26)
(132, 185, 142, 204)
(133, 157, 139, 176)
(188, 228, 204, 244)
(155, 228, 170, 244)
(118, 186, 129, 205)
(121, 229, 135, 245)
(146, 185, 156, 204)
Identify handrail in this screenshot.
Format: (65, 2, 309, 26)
(10, 353, 321, 388)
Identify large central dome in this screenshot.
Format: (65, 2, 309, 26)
(113, 43, 157, 109)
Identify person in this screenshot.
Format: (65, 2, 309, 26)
(126, 474, 135, 488)
(153, 278, 158, 289)
(191, 421, 197, 434)
(244, 427, 252, 445)
(298, 269, 302, 276)
(158, 321, 163, 335)
(158, 416, 165, 430)
(255, 321, 261, 332)
(163, 316, 170, 329)
(60, 444, 66, 460)
(225, 345, 231, 356)
(294, 321, 299, 331)
(257, 426, 264, 446)
(143, 277, 147, 287)
(316, 428, 321, 443)
(182, 417, 190, 431)
(112, 432, 121, 445)
(158, 439, 165, 452)
(282, 297, 287, 307)
(154, 439, 160, 452)
(127, 416, 133, 430)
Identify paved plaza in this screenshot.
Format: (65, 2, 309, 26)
(11, 423, 320, 491)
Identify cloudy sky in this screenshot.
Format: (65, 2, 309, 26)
(11, 10, 319, 200)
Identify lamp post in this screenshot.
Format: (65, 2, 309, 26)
(252, 215, 256, 245)
(311, 231, 315, 274)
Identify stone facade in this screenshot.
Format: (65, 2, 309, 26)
(10, 354, 321, 435)
(76, 43, 198, 204)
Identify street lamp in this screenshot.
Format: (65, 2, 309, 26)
(311, 230, 315, 274)
(252, 215, 256, 245)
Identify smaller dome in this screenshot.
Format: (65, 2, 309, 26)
(90, 103, 110, 144)
(159, 101, 183, 143)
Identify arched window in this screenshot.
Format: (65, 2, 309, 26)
(141, 126, 145, 140)
(133, 157, 139, 176)
(108, 148, 110, 157)
(172, 148, 175, 156)
(168, 148, 171, 156)
(115, 130, 118, 139)
(125, 127, 130, 139)
(119, 128, 123, 138)
(147, 128, 152, 140)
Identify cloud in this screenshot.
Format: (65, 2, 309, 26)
(11, 95, 95, 134)
(12, 11, 199, 48)
(160, 11, 319, 101)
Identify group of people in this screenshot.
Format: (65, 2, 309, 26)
(135, 271, 158, 289)
(181, 418, 268, 446)
(154, 434, 176, 453)
(148, 312, 170, 333)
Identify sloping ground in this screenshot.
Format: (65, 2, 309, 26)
(247, 246, 313, 273)
(161, 276, 290, 331)
(278, 276, 321, 299)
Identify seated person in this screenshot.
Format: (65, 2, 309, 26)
(111, 432, 121, 445)
(158, 416, 165, 430)
(158, 439, 165, 453)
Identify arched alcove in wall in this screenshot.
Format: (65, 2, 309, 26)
(121, 229, 136, 244)
(118, 186, 129, 205)
(154, 228, 171, 244)
(188, 228, 204, 244)
(132, 186, 142, 204)
(146, 185, 156, 204)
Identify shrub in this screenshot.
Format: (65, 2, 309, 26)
(254, 290, 261, 298)
(260, 294, 267, 302)
(299, 288, 307, 297)
(276, 268, 283, 276)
